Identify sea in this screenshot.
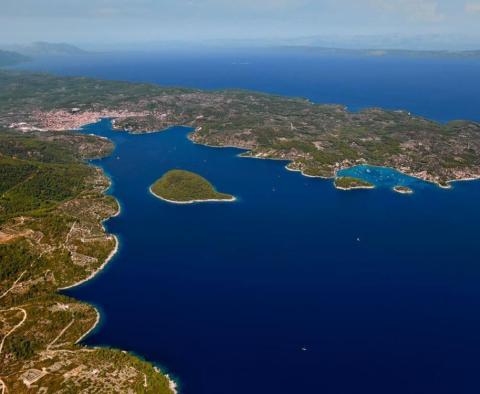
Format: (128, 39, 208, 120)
(16, 49, 480, 393)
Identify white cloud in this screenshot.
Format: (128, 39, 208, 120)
(370, 0, 445, 22)
(465, 1, 480, 13)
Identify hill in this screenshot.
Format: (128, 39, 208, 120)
(278, 46, 480, 58)
(0, 50, 30, 67)
(9, 42, 88, 57)
(150, 169, 235, 203)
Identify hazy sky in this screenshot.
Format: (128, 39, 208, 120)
(1, 0, 479, 45)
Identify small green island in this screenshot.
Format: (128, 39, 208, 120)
(334, 176, 375, 190)
(393, 185, 414, 194)
(150, 169, 235, 204)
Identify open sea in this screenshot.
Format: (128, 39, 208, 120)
(18, 50, 480, 393)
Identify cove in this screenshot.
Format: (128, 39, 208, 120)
(66, 118, 480, 394)
(337, 165, 430, 191)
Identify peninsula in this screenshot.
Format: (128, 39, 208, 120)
(0, 128, 174, 393)
(150, 170, 235, 203)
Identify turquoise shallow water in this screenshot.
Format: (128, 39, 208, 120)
(337, 165, 428, 190)
(64, 119, 480, 394)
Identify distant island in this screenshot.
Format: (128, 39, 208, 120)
(150, 170, 235, 204)
(0, 43, 88, 68)
(334, 176, 375, 190)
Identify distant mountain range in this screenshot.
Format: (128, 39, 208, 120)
(4, 42, 88, 57)
(278, 34, 480, 52)
(277, 46, 480, 58)
(0, 50, 30, 67)
(2, 40, 479, 62)
(84, 36, 480, 58)
(0, 42, 89, 67)
(200, 34, 480, 52)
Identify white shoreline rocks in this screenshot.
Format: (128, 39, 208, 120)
(149, 186, 236, 204)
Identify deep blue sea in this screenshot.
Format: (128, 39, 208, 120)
(20, 50, 480, 393)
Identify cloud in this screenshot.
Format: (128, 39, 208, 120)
(465, 1, 480, 13)
(370, 0, 445, 22)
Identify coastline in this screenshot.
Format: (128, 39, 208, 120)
(59, 155, 178, 392)
(165, 373, 179, 394)
(284, 163, 331, 179)
(26, 116, 476, 393)
(190, 128, 480, 189)
(188, 131, 251, 151)
(52, 122, 480, 191)
(58, 234, 119, 291)
(336, 163, 480, 189)
(68, 267, 179, 394)
(446, 176, 480, 186)
(75, 307, 101, 344)
(253, 156, 480, 189)
(148, 186, 236, 204)
(58, 150, 122, 292)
